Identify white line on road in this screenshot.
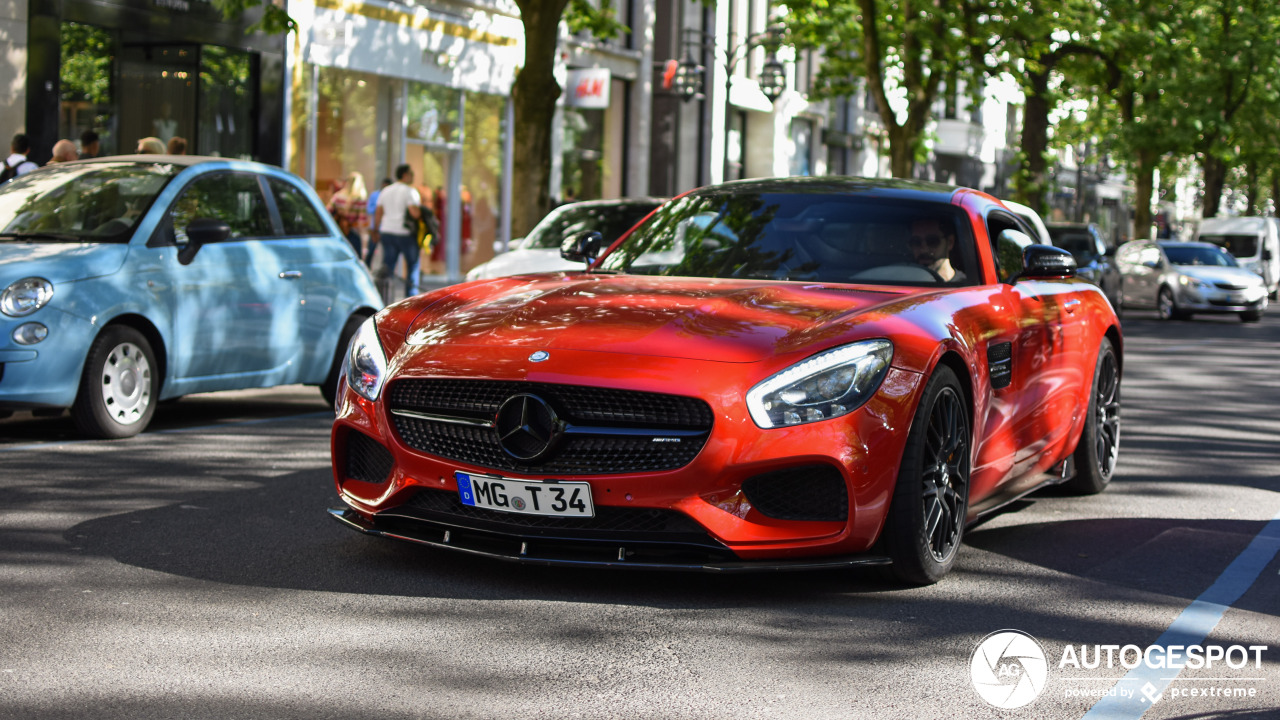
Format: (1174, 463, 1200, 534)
(1080, 506, 1280, 720)
(0, 411, 333, 454)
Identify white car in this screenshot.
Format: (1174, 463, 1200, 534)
(1000, 198, 1052, 244)
(466, 197, 666, 280)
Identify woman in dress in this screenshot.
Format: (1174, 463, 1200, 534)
(327, 172, 368, 257)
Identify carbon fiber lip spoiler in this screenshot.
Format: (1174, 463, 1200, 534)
(328, 507, 892, 573)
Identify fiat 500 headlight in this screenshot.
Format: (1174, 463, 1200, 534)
(343, 316, 389, 402)
(746, 339, 894, 428)
(1, 277, 54, 317)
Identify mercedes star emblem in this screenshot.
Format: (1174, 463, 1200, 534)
(494, 393, 562, 461)
(529, 350, 550, 362)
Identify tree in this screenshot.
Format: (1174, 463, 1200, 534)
(214, 0, 623, 237)
(786, 0, 982, 178)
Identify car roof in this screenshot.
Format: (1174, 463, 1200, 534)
(1199, 216, 1266, 233)
(1159, 241, 1221, 249)
(53, 155, 273, 169)
(691, 176, 963, 203)
(1045, 222, 1094, 229)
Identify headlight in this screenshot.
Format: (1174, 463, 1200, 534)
(0, 277, 54, 317)
(746, 339, 894, 428)
(343, 316, 389, 402)
(1178, 275, 1210, 291)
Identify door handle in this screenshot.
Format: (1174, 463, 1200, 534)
(1064, 298, 1081, 314)
(278, 271, 303, 280)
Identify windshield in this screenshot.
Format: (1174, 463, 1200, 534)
(597, 191, 978, 286)
(523, 201, 661, 249)
(1162, 244, 1237, 267)
(0, 162, 179, 243)
(1048, 230, 1099, 265)
(1198, 233, 1258, 258)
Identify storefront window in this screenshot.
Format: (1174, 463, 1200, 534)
(199, 46, 254, 159)
(59, 22, 116, 155)
(118, 44, 198, 153)
(407, 83, 461, 145)
(462, 91, 506, 271)
(790, 118, 813, 177)
(313, 66, 394, 202)
(563, 107, 605, 202)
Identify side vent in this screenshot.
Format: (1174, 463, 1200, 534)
(987, 342, 1013, 390)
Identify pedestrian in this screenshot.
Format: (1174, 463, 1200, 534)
(365, 177, 392, 266)
(372, 164, 422, 300)
(1, 133, 39, 183)
(48, 139, 78, 164)
(167, 136, 187, 155)
(327, 171, 368, 257)
(79, 129, 100, 159)
(136, 137, 165, 155)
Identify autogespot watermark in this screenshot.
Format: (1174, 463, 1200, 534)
(968, 629, 1269, 710)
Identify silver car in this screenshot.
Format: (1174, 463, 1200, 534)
(1116, 240, 1268, 322)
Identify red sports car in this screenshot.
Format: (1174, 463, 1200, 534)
(329, 178, 1122, 584)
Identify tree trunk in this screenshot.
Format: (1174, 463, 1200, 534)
(1246, 159, 1260, 215)
(511, 0, 571, 238)
(1132, 149, 1157, 241)
(1202, 154, 1227, 218)
(1014, 72, 1051, 213)
(887, 124, 917, 178)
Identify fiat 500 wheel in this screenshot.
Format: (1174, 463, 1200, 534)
(1063, 337, 1120, 495)
(884, 365, 971, 585)
(72, 326, 158, 439)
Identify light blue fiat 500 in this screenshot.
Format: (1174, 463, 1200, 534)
(0, 156, 382, 438)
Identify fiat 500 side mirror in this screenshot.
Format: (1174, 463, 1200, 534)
(560, 230, 604, 267)
(177, 218, 232, 266)
(1016, 244, 1077, 281)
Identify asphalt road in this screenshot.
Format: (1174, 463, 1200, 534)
(1, 309, 1277, 720)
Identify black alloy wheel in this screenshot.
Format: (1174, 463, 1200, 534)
(884, 365, 970, 585)
(1064, 337, 1120, 495)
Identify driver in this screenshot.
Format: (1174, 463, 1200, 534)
(908, 218, 965, 282)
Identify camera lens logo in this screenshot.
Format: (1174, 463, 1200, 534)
(970, 630, 1049, 709)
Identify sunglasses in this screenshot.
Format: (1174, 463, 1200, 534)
(909, 234, 944, 248)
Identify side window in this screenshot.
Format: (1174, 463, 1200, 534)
(1138, 244, 1162, 267)
(171, 172, 273, 244)
(268, 178, 328, 236)
(987, 212, 1031, 282)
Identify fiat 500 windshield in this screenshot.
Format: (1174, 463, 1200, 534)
(0, 163, 178, 243)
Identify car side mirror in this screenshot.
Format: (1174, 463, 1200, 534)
(560, 230, 604, 267)
(177, 217, 231, 265)
(1015, 244, 1076, 281)
(1141, 259, 1161, 269)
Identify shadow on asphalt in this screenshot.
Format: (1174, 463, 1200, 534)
(58, 461, 1277, 620)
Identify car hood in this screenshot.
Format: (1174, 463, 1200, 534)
(1175, 265, 1264, 286)
(467, 248, 580, 280)
(0, 242, 130, 286)
(405, 274, 917, 363)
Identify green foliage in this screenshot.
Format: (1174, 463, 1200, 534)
(210, 0, 297, 35)
(566, 0, 628, 40)
(61, 23, 113, 104)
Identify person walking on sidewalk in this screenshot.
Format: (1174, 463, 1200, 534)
(372, 164, 422, 300)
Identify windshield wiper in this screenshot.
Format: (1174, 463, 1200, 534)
(0, 231, 85, 242)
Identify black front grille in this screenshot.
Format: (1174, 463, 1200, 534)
(387, 379, 713, 475)
(391, 487, 712, 540)
(741, 465, 849, 522)
(345, 430, 394, 485)
(1213, 282, 1249, 290)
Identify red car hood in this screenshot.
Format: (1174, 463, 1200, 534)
(404, 274, 918, 363)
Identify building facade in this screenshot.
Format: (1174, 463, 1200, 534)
(4, 0, 284, 165)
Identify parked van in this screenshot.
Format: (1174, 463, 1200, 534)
(1196, 216, 1279, 298)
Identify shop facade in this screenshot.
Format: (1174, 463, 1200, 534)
(287, 0, 522, 283)
(10, 0, 284, 165)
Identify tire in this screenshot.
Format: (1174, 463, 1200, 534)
(1240, 309, 1263, 323)
(884, 365, 971, 586)
(1156, 286, 1188, 321)
(71, 326, 158, 439)
(1062, 338, 1120, 495)
(320, 313, 369, 407)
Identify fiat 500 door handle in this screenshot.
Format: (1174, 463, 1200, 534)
(1063, 298, 1081, 314)
(278, 270, 303, 280)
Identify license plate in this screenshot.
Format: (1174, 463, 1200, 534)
(456, 472, 595, 518)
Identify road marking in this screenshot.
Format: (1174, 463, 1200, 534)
(1081, 506, 1280, 720)
(0, 411, 333, 453)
